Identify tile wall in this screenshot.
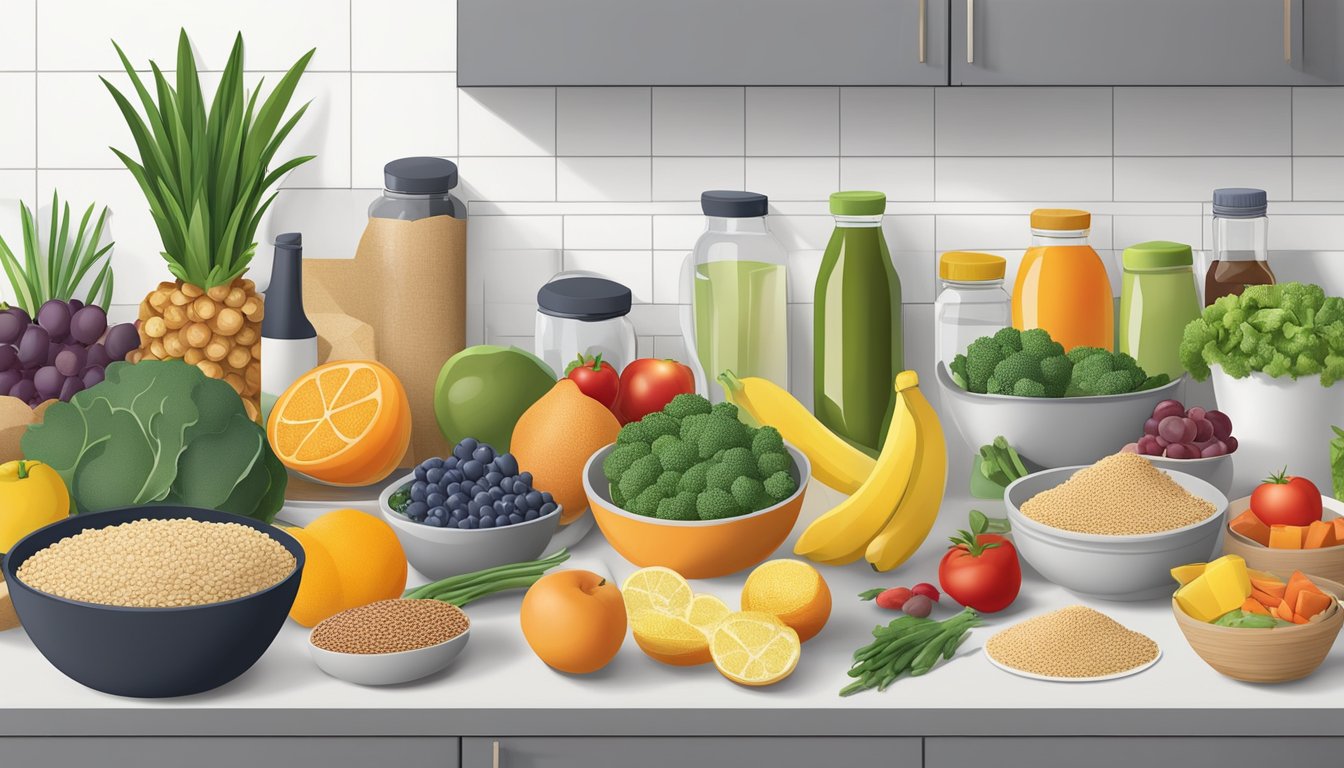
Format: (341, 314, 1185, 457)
(5, 0, 1344, 461)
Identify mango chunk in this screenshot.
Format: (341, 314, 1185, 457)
(1174, 555, 1252, 623)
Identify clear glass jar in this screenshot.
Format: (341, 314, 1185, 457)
(935, 251, 1010, 368)
(681, 191, 788, 402)
(535, 272, 638, 375)
(1204, 187, 1273, 306)
(369, 157, 467, 221)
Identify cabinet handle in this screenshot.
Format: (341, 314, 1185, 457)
(918, 0, 926, 63)
(1283, 0, 1292, 63)
(493, 740, 500, 768)
(966, 0, 975, 64)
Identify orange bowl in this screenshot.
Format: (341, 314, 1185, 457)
(582, 443, 809, 579)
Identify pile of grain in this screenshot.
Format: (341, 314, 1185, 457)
(311, 599, 470, 654)
(1020, 452, 1216, 535)
(16, 518, 295, 608)
(986, 605, 1159, 678)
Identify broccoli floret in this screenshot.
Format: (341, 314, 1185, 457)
(763, 470, 798, 502)
(694, 416, 750, 458)
(949, 353, 970, 389)
(640, 412, 681, 441)
(656, 491, 699, 521)
(1138, 373, 1171, 391)
(663, 393, 712, 421)
(696, 488, 741, 520)
(678, 461, 710, 494)
(1011, 378, 1046, 397)
(618, 453, 663, 501)
(632, 485, 667, 517)
(610, 484, 628, 509)
(705, 462, 740, 491)
(679, 412, 714, 444)
(730, 476, 768, 512)
(756, 451, 791, 477)
(988, 352, 1043, 396)
(751, 425, 784, 456)
(1067, 349, 1153, 396)
(719, 446, 759, 480)
(652, 434, 697, 472)
(963, 336, 1009, 393)
(1066, 345, 1106, 365)
(656, 470, 682, 496)
(1039, 354, 1074, 397)
(616, 421, 648, 445)
(1019, 327, 1065, 360)
(603, 442, 650, 482)
(711, 401, 740, 421)
(993, 327, 1023, 352)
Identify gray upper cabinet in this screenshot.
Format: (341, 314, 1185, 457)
(951, 0, 1343, 85)
(458, 0, 948, 86)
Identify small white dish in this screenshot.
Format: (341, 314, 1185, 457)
(309, 628, 470, 686)
(983, 646, 1162, 683)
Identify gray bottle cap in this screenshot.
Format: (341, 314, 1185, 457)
(537, 277, 632, 321)
(701, 190, 768, 218)
(1212, 188, 1267, 218)
(384, 157, 459, 194)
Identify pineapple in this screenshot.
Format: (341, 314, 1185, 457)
(104, 29, 315, 421)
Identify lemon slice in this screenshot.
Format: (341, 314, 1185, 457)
(710, 611, 801, 687)
(688, 593, 731, 635)
(621, 566, 693, 619)
(630, 611, 712, 666)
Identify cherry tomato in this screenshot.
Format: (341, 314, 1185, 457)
(613, 358, 696, 424)
(564, 353, 620, 410)
(938, 533, 1021, 613)
(1250, 470, 1323, 527)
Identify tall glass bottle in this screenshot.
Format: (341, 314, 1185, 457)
(1204, 187, 1274, 306)
(813, 191, 902, 457)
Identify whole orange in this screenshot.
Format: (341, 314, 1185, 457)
(510, 380, 621, 525)
(520, 569, 627, 674)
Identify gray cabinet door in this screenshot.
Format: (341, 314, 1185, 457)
(459, 0, 948, 86)
(950, 0, 1343, 85)
(927, 737, 1344, 768)
(0, 737, 458, 768)
(462, 737, 920, 768)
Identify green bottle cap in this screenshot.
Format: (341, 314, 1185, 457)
(1122, 240, 1193, 270)
(829, 191, 886, 216)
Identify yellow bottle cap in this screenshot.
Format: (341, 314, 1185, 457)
(1030, 208, 1091, 231)
(939, 251, 1006, 282)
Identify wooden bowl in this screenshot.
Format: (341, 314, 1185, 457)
(1172, 573, 1344, 683)
(1223, 495, 1344, 584)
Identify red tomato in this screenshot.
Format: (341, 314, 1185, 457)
(938, 533, 1021, 613)
(1250, 470, 1323, 527)
(564, 354, 620, 410)
(613, 358, 696, 423)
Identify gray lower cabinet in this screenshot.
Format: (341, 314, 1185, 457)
(952, 0, 1342, 85)
(926, 737, 1344, 768)
(0, 737, 458, 768)
(458, 0, 948, 86)
(462, 737, 920, 768)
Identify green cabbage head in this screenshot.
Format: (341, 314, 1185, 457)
(22, 360, 286, 522)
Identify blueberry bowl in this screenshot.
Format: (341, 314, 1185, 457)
(2, 506, 302, 698)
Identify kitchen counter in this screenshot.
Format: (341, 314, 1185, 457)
(3, 483, 1344, 741)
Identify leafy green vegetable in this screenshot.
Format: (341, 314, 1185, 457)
(0, 191, 116, 315)
(971, 437, 1030, 499)
(1213, 609, 1291, 629)
(1180, 282, 1344, 386)
(1332, 426, 1344, 502)
(21, 360, 286, 522)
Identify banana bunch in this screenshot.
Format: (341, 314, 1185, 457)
(721, 369, 946, 572)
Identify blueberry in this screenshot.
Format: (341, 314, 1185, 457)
(451, 506, 469, 521)
(466, 517, 479, 529)
(445, 482, 462, 497)
(414, 466, 428, 482)
(501, 493, 516, 506)
(482, 471, 501, 488)
(524, 509, 540, 521)
(431, 504, 450, 517)
(510, 479, 528, 495)
(445, 469, 465, 484)
(467, 499, 481, 516)
(488, 487, 504, 501)
(525, 491, 543, 509)
(453, 440, 475, 461)
(443, 456, 459, 470)
(540, 502, 558, 517)
(426, 457, 444, 470)
(406, 500, 428, 518)
(473, 491, 492, 506)
(519, 471, 533, 486)
(447, 492, 469, 508)
(495, 453, 519, 477)
(425, 516, 443, 527)
(425, 467, 444, 485)
(540, 491, 554, 505)
(462, 460, 484, 481)
(459, 482, 477, 498)
(509, 513, 523, 525)
(457, 519, 472, 530)
(494, 514, 511, 527)
(496, 500, 516, 517)
(478, 515, 495, 528)
(472, 444, 496, 464)
(410, 481, 428, 502)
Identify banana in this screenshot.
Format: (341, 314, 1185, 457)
(718, 370, 875, 494)
(792, 372, 922, 564)
(864, 378, 948, 572)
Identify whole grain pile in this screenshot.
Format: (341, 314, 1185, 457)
(16, 518, 295, 608)
(986, 605, 1159, 678)
(311, 599, 470, 654)
(1019, 452, 1216, 535)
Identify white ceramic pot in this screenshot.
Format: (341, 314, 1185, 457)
(1209, 368, 1344, 499)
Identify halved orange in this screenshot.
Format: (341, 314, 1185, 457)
(267, 360, 412, 486)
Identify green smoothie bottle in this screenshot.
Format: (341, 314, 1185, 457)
(1120, 240, 1201, 380)
(814, 191, 903, 457)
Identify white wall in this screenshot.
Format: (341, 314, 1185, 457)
(4, 0, 1344, 456)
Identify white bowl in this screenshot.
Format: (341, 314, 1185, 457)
(1004, 466, 1228, 601)
(378, 473, 561, 581)
(309, 628, 469, 686)
(935, 362, 1184, 469)
(1210, 368, 1344, 498)
(1139, 453, 1234, 498)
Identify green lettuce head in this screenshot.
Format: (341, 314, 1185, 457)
(21, 360, 286, 521)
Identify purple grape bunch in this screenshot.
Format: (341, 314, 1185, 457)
(1124, 399, 1237, 460)
(0, 299, 139, 406)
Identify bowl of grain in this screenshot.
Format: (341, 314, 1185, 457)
(309, 598, 471, 686)
(2, 506, 303, 698)
(1004, 453, 1228, 601)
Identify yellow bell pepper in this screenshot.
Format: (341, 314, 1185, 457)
(0, 460, 69, 553)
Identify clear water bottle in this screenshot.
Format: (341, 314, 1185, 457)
(934, 251, 1010, 369)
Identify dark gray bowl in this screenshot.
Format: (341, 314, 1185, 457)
(2, 506, 303, 698)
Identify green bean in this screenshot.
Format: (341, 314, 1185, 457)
(839, 608, 980, 695)
(404, 550, 569, 600)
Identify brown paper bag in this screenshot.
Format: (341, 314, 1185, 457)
(303, 215, 467, 465)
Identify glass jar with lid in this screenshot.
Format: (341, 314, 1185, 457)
(935, 251, 1010, 369)
(1203, 187, 1274, 306)
(1120, 240, 1200, 381)
(534, 273, 638, 375)
(1012, 208, 1113, 352)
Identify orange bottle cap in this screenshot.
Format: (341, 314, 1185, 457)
(1030, 208, 1091, 231)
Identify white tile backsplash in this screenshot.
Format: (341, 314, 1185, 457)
(1113, 156, 1292, 201)
(459, 88, 556, 156)
(457, 157, 556, 201)
(562, 250, 654, 303)
(557, 157, 651, 202)
(0, 75, 34, 168)
(935, 87, 1112, 156)
(1113, 88, 1291, 156)
(652, 157, 744, 201)
(839, 157, 935, 202)
(652, 88, 745, 157)
(562, 215, 652, 250)
(1293, 88, 1344, 156)
(1293, 157, 1344, 202)
(557, 88, 652, 156)
(936, 157, 1114, 201)
(351, 73, 458, 188)
(839, 87, 934, 157)
(352, 0, 456, 72)
(745, 88, 839, 156)
(0, 1, 35, 71)
(745, 157, 839, 202)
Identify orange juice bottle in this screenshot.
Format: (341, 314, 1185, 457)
(1012, 209, 1113, 351)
